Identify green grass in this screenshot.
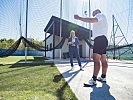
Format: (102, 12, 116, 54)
(0, 56, 77, 100)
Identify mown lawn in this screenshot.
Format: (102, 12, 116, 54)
(0, 56, 77, 100)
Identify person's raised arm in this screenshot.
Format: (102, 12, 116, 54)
(74, 15, 98, 23)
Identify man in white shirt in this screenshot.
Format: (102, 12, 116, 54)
(74, 9, 108, 86)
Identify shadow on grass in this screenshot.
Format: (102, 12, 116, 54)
(53, 74, 63, 83)
(57, 82, 68, 100)
(90, 83, 116, 100)
(53, 70, 80, 100)
(0, 56, 54, 74)
(9, 56, 54, 68)
(0, 64, 4, 66)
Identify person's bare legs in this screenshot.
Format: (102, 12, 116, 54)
(93, 53, 101, 78)
(101, 54, 108, 76)
(85, 53, 101, 85)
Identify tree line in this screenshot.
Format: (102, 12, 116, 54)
(0, 38, 44, 50)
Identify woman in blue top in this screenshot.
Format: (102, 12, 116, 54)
(67, 30, 83, 71)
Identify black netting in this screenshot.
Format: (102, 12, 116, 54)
(54, 37, 66, 49)
(22, 36, 66, 51)
(0, 35, 132, 58)
(0, 36, 67, 58)
(22, 37, 46, 51)
(83, 38, 133, 52)
(106, 44, 133, 51)
(84, 38, 93, 48)
(0, 37, 22, 57)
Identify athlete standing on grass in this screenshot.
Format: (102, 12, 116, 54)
(74, 9, 108, 86)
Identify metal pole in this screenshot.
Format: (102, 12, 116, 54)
(19, 0, 22, 37)
(112, 15, 116, 59)
(84, 11, 87, 27)
(59, 0, 62, 59)
(88, 0, 91, 59)
(25, 0, 28, 62)
(45, 32, 47, 57)
(53, 22, 55, 59)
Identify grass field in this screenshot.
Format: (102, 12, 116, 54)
(0, 56, 77, 100)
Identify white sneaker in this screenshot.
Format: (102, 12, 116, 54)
(84, 78, 97, 86)
(89, 78, 97, 85)
(80, 66, 84, 71)
(70, 67, 74, 71)
(97, 77, 106, 82)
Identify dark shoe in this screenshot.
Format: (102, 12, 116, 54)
(80, 66, 84, 71)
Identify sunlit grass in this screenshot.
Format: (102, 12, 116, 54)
(0, 56, 77, 100)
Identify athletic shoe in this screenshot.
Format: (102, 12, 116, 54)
(97, 77, 106, 82)
(80, 66, 84, 71)
(84, 78, 97, 86)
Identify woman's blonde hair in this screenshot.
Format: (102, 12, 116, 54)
(70, 30, 75, 37)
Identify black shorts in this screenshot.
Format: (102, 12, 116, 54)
(93, 35, 108, 55)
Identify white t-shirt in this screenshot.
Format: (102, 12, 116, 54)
(93, 13, 108, 39)
(72, 37, 75, 43)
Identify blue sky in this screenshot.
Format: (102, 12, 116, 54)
(0, 0, 132, 44)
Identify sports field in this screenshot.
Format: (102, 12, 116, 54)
(0, 56, 77, 100)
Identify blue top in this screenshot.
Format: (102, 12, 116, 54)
(68, 37, 79, 48)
